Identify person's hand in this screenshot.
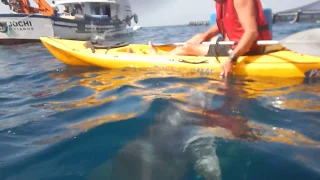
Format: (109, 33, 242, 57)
(220, 58, 234, 78)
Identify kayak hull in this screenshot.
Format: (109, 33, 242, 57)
(40, 37, 320, 78)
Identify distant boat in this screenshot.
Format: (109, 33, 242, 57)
(0, 0, 55, 45)
(0, 13, 54, 45)
(0, 0, 140, 45)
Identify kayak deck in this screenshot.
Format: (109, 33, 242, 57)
(40, 37, 320, 78)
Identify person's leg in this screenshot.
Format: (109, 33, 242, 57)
(150, 36, 231, 57)
(148, 41, 210, 56)
(126, 36, 230, 57)
(186, 33, 205, 44)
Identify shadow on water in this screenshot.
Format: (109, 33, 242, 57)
(1, 66, 319, 180)
(84, 73, 320, 180)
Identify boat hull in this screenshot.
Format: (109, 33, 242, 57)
(0, 13, 54, 45)
(39, 37, 320, 78)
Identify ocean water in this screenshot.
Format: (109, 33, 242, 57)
(0, 23, 320, 180)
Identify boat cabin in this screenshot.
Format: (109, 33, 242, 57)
(55, 0, 134, 22)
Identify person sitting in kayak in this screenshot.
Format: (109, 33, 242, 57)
(134, 0, 272, 77)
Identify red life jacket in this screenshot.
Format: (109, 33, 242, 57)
(215, 0, 272, 51)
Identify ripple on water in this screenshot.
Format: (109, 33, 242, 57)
(96, 84, 143, 100)
(0, 97, 170, 179)
(1, 24, 320, 180)
(136, 76, 209, 89)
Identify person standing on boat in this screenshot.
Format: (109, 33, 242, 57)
(74, 3, 83, 15)
(1, 0, 9, 5)
(147, 0, 272, 78)
(50, 1, 59, 16)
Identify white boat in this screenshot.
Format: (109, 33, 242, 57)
(0, 0, 139, 45)
(52, 0, 139, 40)
(0, 13, 54, 45)
(0, 0, 55, 45)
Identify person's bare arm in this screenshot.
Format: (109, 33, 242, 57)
(231, 0, 259, 57)
(203, 23, 220, 41)
(186, 23, 220, 44)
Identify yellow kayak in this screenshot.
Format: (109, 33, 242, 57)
(39, 36, 320, 78)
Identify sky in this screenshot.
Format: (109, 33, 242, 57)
(0, 0, 318, 27)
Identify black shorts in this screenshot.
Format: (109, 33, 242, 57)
(206, 44, 231, 57)
(205, 37, 231, 57)
(205, 37, 266, 57)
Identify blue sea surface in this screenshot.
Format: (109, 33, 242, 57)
(0, 23, 320, 180)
